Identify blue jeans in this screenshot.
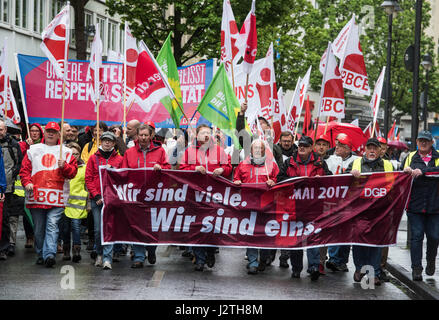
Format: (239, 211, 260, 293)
(132, 245, 157, 263)
(31, 207, 64, 260)
(352, 246, 382, 276)
(407, 212, 439, 269)
(328, 245, 350, 265)
(193, 246, 215, 265)
(289, 248, 320, 272)
(91, 199, 114, 259)
(91, 200, 104, 255)
(60, 213, 82, 246)
(246, 248, 259, 268)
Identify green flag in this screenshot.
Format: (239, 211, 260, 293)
(156, 32, 184, 128)
(197, 63, 241, 147)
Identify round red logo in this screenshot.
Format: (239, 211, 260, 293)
(41, 154, 56, 168)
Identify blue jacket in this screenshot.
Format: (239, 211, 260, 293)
(0, 146, 7, 194)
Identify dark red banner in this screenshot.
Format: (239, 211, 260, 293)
(100, 169, 412, 249)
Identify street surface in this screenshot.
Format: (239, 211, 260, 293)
(0, 225, 416, 300)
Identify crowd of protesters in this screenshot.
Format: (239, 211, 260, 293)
(0, 101, 437, 286)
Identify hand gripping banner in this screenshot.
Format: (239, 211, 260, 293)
(100, 168, 412, 249)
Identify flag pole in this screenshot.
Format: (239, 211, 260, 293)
(59, 80, 66, 157)
(59, 1, 70, 158)
(313, 116, 319, 146)
(245, 74, 249, 102)
(371, 120, 376, 139)
(96, 98, 100, 149)
(324, 116, 330, 135)
(231, 62, 236, 92)
(123, 22, 128, 142)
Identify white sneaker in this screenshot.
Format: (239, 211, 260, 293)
(95, 255, 103, 267)
(103, 261, 112, 270)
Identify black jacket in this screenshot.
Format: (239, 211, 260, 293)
(401, 149, 439, 214)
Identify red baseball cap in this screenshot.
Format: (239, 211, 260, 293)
(315, 134, 331, 144)
(45, 122, 60, 132)
(144, 120, 155, 129)
(377, 136, 387, 144)
(336, 133, 352, 149)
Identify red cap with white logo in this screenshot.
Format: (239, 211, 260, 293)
(45, 122, 60, 132)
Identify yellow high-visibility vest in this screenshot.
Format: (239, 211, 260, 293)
(65, 165, 88, 219)
(13, 178, 25, 197)
(403, 151, 439, 169)
(352, 157, 393, 173)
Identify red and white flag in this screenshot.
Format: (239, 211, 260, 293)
(286, 78, 301, 134)
(124, 24, 139, 104)
(5, 84, 20, 124)
(0, 39, 7, 117)
(237, 0, 257, 74)
(298, 66, 312, 118)
(318, 42, 345, 119)
(0, 40, 20, 124)
(274, 86, 287, 135)
(286, 66, 312, 134)
(221, 0, 241, 75)
(369, 66, 385, 130)
(132, 41, 175, 114)
(40, 3, 70, 80)
(89, 23, 103, 107)
(338, 15, 370, 96)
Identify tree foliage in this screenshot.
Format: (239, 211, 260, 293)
(105, 0, 438, 117)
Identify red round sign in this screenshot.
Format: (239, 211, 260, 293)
(41, 154, 56, 168)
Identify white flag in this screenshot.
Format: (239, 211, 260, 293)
(90, 23, 102, 106)
(338, 15, 370, 95)
(319, 42, 345, 118)
(369, 67, 386, 127)
(221, 0, 241, 75)
(40, 3, 70, 80)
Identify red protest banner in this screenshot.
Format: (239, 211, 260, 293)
(100, 169, 412, 249)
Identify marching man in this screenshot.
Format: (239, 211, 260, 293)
(20, 122, 78, 267)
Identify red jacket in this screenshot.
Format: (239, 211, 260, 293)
(233, 157, 279, 184)
(121, 140, 170, 169)
(179, 141, 232, 177)
(20, 143, 78, 209)
(85, 149, 123, 200)
(277, 151, 331, 182)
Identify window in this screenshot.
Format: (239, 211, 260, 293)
(97, 16, 106, 52)
(50, 0, 66, 21)
(0, 0, 9, 23)
(119, 26, 124, 53)
(108, 20, 117, 51)
(34, 0, 46, 33)
(15, 0, 29, 29)
(84, 11, 93, 50)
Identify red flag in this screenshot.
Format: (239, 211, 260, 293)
(303, 96, 311, 136)
(387, 120, 396, 141)
(40, 4, 70, 80)
(238, 0, 257, 74)
(132, 41, 175, 115)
